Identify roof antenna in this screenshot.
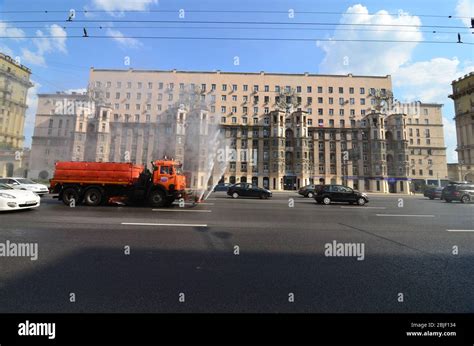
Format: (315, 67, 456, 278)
(457, 33, 462, 43)
(83, 28, 89, 37)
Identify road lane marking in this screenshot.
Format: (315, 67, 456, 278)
(121, 222, 208, 227)
(376, 214, 435, 217)
(447, 229, 474, 232)
(152, 209, 212, 212)
(340, 206, 386, 209)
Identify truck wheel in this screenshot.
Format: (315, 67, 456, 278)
(149, 190, 166, 207)
(307, 192, 314, 198)
(62, 188, 79, 206)
(84, 188, 103, 206)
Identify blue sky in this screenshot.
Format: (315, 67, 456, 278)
(1, 0, 473, 162)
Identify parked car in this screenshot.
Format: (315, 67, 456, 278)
(0, 177, 49, 196)
(298, 184, 317, 198)
(0, 183, 41, 211)
(227, 183, 272, 199)
(441, 182, 474, 203)
(314, 184, 369, 206)
(459, 187, 474, 204)
(423, 187, 443, 200)
(213, 183, 232, 192)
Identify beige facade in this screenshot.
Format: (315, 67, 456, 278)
(449, 72, 474, 182)
(29, 68, 448, 192)
(0, 52, 33, 177)
(29, 92, 112, 179)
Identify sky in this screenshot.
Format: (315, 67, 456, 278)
(0, 0, 473, 162)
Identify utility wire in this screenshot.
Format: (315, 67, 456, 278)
(0, 19, 468, 29)
(8, 24, 472, 34)
(1, 35, 472, 44)
(0, 9, 471, 19)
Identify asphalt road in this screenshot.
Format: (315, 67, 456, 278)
(0, 192, 473, 313)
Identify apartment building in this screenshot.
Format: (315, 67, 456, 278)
(29, 92, 112, 179)
(449, 72, 474, 182)
(29, 68, 448, 192)
(0, 52, 33, 177)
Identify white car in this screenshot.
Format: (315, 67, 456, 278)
(0, 177, 49, 196)
(0, 183, 41, 211)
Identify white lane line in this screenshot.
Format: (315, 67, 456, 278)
(152, 209, 211, 213)
(121, 222, 208, 227)
(177, 202, 215, 205)
(340, 206, 386, 209)
(447, 229, 474, 232)
(376, 214, 435, 217)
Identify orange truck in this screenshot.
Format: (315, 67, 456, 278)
(49, 160, 187, 207)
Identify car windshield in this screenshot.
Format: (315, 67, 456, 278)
(0, 183, 13, 190)
(15, 178, 37, 184)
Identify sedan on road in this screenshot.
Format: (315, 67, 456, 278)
(314, 184, 369, 206)
(0, 183, 41, 211)
(442, 182, 474, 203)
(227, 183, 272, 199)
(213, 183, 232, 192)
(0, 177, 49, 196)
(423, 187, 443, 200)
(298, 184, 317, 198)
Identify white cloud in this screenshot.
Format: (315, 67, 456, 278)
(92, 0, 157, 13)
(394, 57, 474, 102)
(0, 21, 25, 40)
(106, 28, 142, 48)
(0, 21, 25, 60)
(455, 0, 473, 27)
(317, 4, 422, 75)
(20, 25, 68, 67)
(20, 48, 46, 66)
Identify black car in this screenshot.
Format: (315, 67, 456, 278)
(442, 182, 474, 203)
(227, 183, 272, 199)
(314, 184, 369, 206)
(423, 186, 443, 200)
(298, 184, 317, 198)
(213, 183, 232, 192)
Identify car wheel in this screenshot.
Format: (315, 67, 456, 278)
(429, 197, 434, 200)
(307, 192, 314, 198)
(322, 197, 331, 205)
(84, 188, 103, 206)
(461, 195, 470, 204)
(445, 199, 452, 203)
(232, 192, 239, 199)
(357, 197, 366, 206)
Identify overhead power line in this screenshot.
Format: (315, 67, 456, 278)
(0, 9, 471, 19)
(0, 35, 472, 44)
(8, 24, 472, 34)
(0, 19, 468, 29)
